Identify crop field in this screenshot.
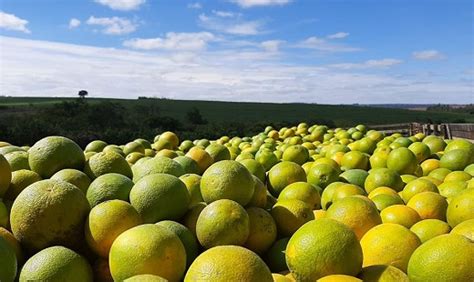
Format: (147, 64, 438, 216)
(0, 121, 473, 281)
(1, 97, 473, 125)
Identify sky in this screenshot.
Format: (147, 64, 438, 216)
(0, 0, 472, 104)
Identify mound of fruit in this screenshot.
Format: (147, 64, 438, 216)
(0, 124, 473, 281)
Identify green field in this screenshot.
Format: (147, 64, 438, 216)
(1, 96, 472, 125)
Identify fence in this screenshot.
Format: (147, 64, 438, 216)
(368, 123, 474, 140)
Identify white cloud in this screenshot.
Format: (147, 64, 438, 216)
(199, 13, 265, 35)
(212, 10, 238, 18)
(412, 49, 444, 60)
(0, 11, 31, 34)
(230, 0, 292, 8)
(94, 0, 145, 11)
(1, 36, 471, 104)
(261, 40, 284, 52)
(329, 59, 403, 70)
(69, 18, 81, 29)
(327, 32, 349, 39)
(123, 32, 215, 51)
(86, 16, 137, 35)
(296, 36, 361, 52)
(187, 2, 202, 9)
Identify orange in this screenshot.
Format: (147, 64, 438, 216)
(271, 199, 314, 236)
(386, 148, 418, 175)
(268, 161, 307, 196)
(185, 246, 273, 282)
(325, 196, 381, 240)
(401, 178, 438, 202)
(380, 205, 421, 228)
(360, 223, 421, 272)
(410, 219, 451, 243)
(407, 234, 474, 281)
(406, 191, 447, 220)
(286, 218, 363, 281)
(420, 159, 440, 176)
(244, 207, 277, 254)
(196, 199, 249, 249)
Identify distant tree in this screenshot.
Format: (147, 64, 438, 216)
(186, 107, 207, 125)
(78, 90, 88, 99)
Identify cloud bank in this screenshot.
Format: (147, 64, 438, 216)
(0, 36, 471, 104)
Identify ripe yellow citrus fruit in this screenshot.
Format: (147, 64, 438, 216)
(286, 218, 363, 281)
(282, 145, 310, 165)
(185, 147, 213, 174)
(85, 151, 132, 179)
(0, 154, 12, 197)
(85, 200, 142, 257)
(360, 223, 421, 272)
(268, 161, 307, 196)
(244, 207, 277, 254)
(248, 176, 268, 208)
(358, 265, 408, 282)
(132, 157, 184, 182)
(444, 171, 472, 182)
(205, 143, 231, 162)
(200, 160, 255, 206)
(0, 236, 17, 282)
(332, 184, 366, 202)
(406, 191, 447, 220)
(130, 173, 190, 223)
(307, 163, 340, 189)
(196, 199, 249, 249)
(159, 131, 179, 149)
(450, 218, 474, 240)
(364, 168, 404, 194)
(420, 159, 440, 176)
(321, 182, 345, 210)
(4, 169, 42, 201)
(124, 274, 167, 281)
(183, 202, 206, 237)
(278, 182, 321, 209)
(185, 245, 273, 281)
(20, 246, 92, 282)
(271, 199, 314, 236)
(0, 227, 23, 264)
(367, 186, 398, 199)
(409, 219, 451, 243)
(401, 178, 439, 202)
(317, 275, 361, 282)
(326, 196, 381, 240)
(380, 204, 421, 228)
(109, 224, 186, 281)
(10, 179, 90, 252)
(28, 136, 85, 178)
(179, 173, 203, 206)
(341, 151, 369, 171)
(440, 149, 473, 171)
(155, 220, 199, 268)
(407, 234, 474, 281)
(386, 148, 418, 175)
(446, 187, 474, 227)
(51, 168, 91, 193)
(238, 158, 266, 182)
(174, 156, 199, 174)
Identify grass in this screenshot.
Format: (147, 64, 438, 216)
(1, 96, 471, 126)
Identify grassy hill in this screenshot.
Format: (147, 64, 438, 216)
(1, 96, 472, 125)
(0, 96, 472, 147)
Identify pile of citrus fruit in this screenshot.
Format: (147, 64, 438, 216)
(0, 123, 473, 281)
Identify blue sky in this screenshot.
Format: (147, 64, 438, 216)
(0, 0, 472, 103)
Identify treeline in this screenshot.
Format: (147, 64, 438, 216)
(427, 104, 474, 114)
(0, 99, 334, 147)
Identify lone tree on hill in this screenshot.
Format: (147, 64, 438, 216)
(78, 90, 88, 99)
